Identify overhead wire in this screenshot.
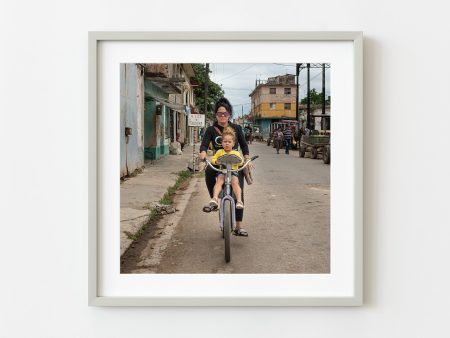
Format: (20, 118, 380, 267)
(210, 63, 330, 111)
(299, 67, 329, 87)
(217, 64, 256, 81)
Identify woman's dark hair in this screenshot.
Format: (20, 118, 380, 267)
(214, 97, 232, 114)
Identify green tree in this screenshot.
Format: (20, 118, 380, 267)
(300, 88, 328, 106)
(192, 64, 224, 120)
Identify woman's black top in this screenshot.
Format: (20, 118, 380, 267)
(200, 122, 249, 156)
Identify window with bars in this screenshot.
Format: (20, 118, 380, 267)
(269, 88, 276, 94)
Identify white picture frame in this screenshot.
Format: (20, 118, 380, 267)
(88, 31, 363, 306)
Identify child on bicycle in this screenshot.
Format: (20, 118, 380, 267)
(209, 127, 244, 209)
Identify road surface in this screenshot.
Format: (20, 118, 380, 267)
(122, 142, 330, 274)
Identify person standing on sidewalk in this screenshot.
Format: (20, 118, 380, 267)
(282, 126, 292, 154)
(198, 97, 254, 236)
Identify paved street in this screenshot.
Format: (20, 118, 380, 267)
(122, 141, 330, 274)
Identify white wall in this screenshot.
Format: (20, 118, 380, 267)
(1, 1, 449, 337)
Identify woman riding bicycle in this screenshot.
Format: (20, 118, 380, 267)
(209, 127, 244, 210)
(198, 97, 254, 236)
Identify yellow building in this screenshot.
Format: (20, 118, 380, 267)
(249, 74, 297, 137)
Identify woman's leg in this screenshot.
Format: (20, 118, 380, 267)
(234, 172, 249, 236)
(205, 165, 216, 198)
(235, 172, 245, 222)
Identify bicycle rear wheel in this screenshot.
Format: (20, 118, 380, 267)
(223, 199, 232, 263)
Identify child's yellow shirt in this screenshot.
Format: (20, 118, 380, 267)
(211, 149, 244, 170)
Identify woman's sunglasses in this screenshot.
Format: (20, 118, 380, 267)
(216, 112, 230, 117)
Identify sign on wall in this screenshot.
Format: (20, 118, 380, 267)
(188, 114, 205, 127)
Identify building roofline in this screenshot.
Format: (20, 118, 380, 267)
(249, 83, 297, 97)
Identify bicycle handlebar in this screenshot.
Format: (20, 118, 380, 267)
(204, 155, 258, 173)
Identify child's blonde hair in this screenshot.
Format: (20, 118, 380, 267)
(222, 127, 236, 142)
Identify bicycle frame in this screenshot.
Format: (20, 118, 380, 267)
(203, 155, 258, 262)
(204, 155, 258, 231)
(218, 164, 237, 231)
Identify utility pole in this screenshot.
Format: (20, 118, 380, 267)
(322, 63, 326, 130)
(307, 63, 311, 130)
(295, 63, 300, 122)
(193, 63, 209, 172)
(296, 63, 330, 131)
(322, 63, 326, 115)
(204, 63, 209, 116)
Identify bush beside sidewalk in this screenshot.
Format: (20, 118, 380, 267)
(120, 144, 202, 256)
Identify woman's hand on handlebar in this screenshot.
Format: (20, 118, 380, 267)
(199, 151, 207, 161)
(244, 155, 255, 169)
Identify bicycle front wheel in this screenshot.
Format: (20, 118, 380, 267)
(223, 199, 232, 263)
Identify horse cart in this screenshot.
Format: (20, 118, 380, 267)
(299, 134, 330, 164)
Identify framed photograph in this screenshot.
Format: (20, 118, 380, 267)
(89, 32, 363, 306)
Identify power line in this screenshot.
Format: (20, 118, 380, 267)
(273, 63, 296, 67)
(299, 67, 329, 87)
(223, 87, 253, 91)
(217, 64, 256, 81)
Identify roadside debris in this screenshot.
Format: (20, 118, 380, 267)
(154, 203, 177, 215)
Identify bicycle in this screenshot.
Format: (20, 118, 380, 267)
(203, 154, 259, 262)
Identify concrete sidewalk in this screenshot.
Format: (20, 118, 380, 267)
(120, 143, 202, 256)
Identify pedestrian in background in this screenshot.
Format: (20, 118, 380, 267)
(282, 126, 292, 154)
(275, 128, 284, 154)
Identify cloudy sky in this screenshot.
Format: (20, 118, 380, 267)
(209, 63, 331, 118)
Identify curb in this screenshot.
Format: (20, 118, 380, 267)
(120, 172, 197, 257)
